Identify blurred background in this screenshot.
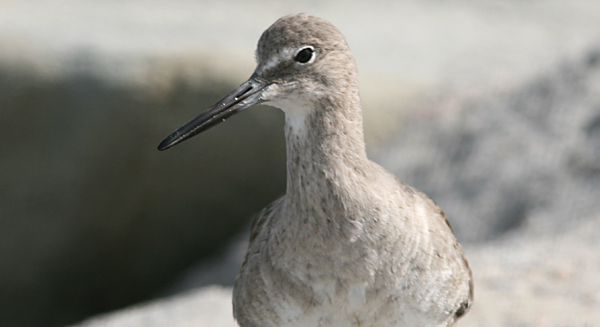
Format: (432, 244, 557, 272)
(1, 1, 599, 327)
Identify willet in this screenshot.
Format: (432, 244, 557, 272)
(158, 13, 472, 327)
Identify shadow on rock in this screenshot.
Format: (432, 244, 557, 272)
(0, 66, 285, 327)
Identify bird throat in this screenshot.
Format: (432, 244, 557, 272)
(282, 103, 370, 238)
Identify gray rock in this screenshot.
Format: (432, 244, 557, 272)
(71, 212, 600, 327)
(460, 212, 600, 327)
(1, 1, 600, 326)
(0, 58, 286, 327)
(71, 286, 237, 327)
(375, 48, 600, 242)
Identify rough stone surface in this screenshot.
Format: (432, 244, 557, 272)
(460, 214, 600, 327)
(376, 48, 600, 242)
(1, 1, 599, 327)
(72, 213, 600, 327)
(71, 286, 238, 327)
(0, 67, 286, 327)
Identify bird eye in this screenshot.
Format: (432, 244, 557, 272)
(294, 46, 315, 64)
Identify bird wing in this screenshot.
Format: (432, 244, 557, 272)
(248, 196, 285, 245)
(395, 178, 474, 323)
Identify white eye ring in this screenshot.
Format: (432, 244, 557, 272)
(293, 46, 316, 64)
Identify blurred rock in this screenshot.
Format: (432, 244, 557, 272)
(375, 47, 600, 242)
(70, 212, 600, 327)
(71, 286, 237, 327)
(1, 1, 599, 327)
(460, 213, 600, 327)
(0, 58, 286, 327)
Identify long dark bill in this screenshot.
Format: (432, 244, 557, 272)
(157, 75, 268, 151)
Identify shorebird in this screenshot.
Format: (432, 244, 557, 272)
(158, 13, 472, 327)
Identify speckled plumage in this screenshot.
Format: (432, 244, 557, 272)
(229, 14, 472, 327)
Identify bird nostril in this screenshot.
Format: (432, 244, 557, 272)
(234, 86, 253, 100)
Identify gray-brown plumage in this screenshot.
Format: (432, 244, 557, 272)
(158, 13, 472, 327)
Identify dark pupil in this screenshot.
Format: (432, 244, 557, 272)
(295, 48, 313, 63)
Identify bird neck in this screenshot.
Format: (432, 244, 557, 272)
(283, 96, 370, 223)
